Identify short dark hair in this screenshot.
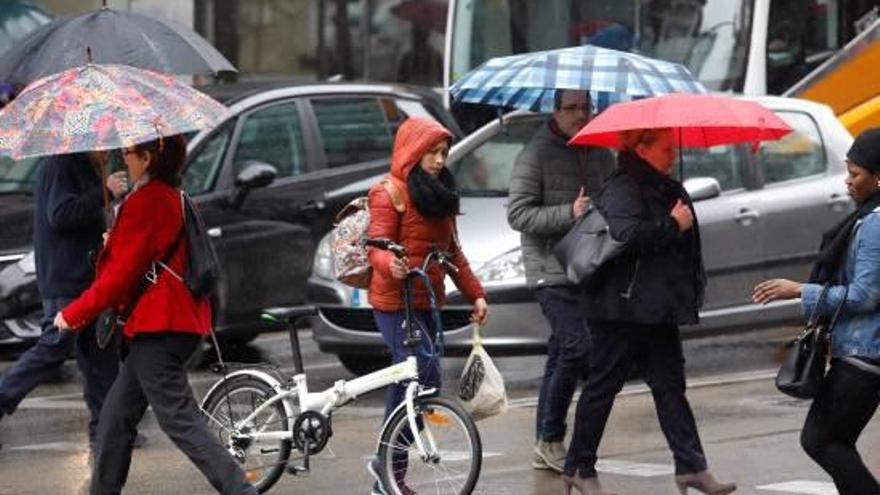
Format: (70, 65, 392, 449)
(134, 134, 186, 187)
(553, 90, 591, 111)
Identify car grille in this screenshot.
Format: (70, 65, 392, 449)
(321, 307, 472, 333)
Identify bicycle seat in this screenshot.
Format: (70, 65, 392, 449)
(263, 305, 317, 322)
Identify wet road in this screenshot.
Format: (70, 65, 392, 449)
(0, 325, 877, 495)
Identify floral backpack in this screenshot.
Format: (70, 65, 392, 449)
(330, 178, 405, 288)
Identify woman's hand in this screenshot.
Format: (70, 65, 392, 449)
(53, 312, 71, 331)
(471, 298, 489, 326)
(753, 279, 803, 305)
(389, 256, 408, 280)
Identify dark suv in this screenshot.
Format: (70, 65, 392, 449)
(0, 81, 461, 346)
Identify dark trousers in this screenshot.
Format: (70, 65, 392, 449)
(801, 359, 880, 495)
(90, 332, 255, 495)
(373, 310, 442, 420)
(565, 321, 707, 477)
(0, 297, 118, 442)
(534, 286, 590, 442)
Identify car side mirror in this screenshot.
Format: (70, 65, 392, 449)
(229, 161, 278, 209)
(684, 177, 722, 202)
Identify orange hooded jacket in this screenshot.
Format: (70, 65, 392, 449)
(367, 117, 485, 311)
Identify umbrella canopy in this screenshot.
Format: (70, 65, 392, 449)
(0, 5, 236, 86)
(449, 44, 706, 113)
(569, 93, 793, 149)
(0, 0, 52, 57)
(0, 63, 228, 159)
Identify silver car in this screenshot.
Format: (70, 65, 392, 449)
(308, 96, 853, 375)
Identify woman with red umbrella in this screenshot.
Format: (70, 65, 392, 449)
(562, 127, 736, 495)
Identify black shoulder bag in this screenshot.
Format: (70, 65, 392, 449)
(775, 284, 848, 399)
(95, 227, 185, 349)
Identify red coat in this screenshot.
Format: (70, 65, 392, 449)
(367, 117, 486, 311)
(62, 180, 211, 338)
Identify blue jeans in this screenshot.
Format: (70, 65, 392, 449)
(0, 297, 119, 442)
(373, 310, 442, 420)
(534, 286, 591, 442)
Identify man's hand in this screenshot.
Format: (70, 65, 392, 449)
(753, 279, 803, 304)
(53, 312, 71, 331)
(572, 187, 590, 218)
(471, 298, 489, 326)
(670, 199, 694, 232)
(106, 171, 129, 199)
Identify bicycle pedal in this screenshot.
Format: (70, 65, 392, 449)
(285, 463, 309, 476)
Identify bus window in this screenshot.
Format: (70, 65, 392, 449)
(450, 0, 755, 92)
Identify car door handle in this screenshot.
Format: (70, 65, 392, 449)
(207, 227, 222, 238)
(827, 193, 850, 208)
(299, 200, 326, 213)
(733, 208, 759, 224)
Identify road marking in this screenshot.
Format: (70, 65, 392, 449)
(757, 481, 838, 495)
(508, 368, 779, 409)
(595, 459, 673, 477)
(7, 441, 88, 452)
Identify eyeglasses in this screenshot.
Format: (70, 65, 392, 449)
(559, 104, 590, 113)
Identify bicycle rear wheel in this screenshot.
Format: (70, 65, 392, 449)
(201, 376, 292, 493)
(377, 396, 482, 495)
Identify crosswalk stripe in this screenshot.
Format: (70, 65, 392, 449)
(757, 481, 838, 495)
(596, 460, 674, 477)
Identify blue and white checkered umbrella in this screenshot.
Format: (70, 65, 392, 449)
(450, 44, 706, 113)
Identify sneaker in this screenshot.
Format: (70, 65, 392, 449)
(531, 450, 550, 470)
(534, 439, 566, 473)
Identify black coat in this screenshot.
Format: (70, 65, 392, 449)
(580, 152, 706, 326)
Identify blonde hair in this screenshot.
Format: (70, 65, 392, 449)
(620, 128, 673, 151)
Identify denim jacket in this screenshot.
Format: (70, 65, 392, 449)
(801, 210, 880, 359)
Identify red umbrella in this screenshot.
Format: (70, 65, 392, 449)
(569, 93, 792, 149)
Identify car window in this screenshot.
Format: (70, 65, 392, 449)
(0, 156, 40, 193)
(758, 111, 826, 185)
(183, 125, 232, 195)
(233, 103, 306, 178)
(312, 97, 396, 168)
(452, 118, 543, 196)
(681, 144, 749, 192)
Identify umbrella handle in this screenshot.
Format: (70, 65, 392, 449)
(97, 154, 113, 225)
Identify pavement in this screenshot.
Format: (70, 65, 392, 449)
(0, 326, 876, 495)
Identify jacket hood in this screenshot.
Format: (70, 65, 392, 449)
(390, 117, 452, 181)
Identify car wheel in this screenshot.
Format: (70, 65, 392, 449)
(337, 353, 389, 376)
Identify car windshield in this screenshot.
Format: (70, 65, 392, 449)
(451, 114, 752, 196)
(0, 156, 40, 194)
(451, 0, 754, 92)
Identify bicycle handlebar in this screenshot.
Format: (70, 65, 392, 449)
(363, 238, 459, 275)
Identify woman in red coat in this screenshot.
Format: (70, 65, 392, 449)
(55, 136, 257, 495)
(365, 117, 489, 494)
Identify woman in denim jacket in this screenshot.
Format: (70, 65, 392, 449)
(754, 128, 880, 495)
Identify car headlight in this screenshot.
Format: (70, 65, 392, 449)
(312, 234, 333, 279)
(476, 247, 525, 282)
(16, 251, 35, 275)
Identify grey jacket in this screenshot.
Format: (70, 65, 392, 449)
(507, 121, 615, 288)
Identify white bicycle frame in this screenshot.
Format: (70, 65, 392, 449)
(209, 354, 439, 459)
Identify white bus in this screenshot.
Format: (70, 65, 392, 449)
(445, 0, 878, 111)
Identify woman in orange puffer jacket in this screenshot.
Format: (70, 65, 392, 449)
(365, 117, 488, 491)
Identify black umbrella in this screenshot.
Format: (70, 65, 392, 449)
(0, 1, 236, 85)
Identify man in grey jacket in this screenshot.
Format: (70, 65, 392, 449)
(507, 90, 615, 472)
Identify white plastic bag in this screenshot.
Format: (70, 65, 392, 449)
(457, 325, 508, 421)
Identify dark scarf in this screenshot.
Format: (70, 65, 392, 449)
(407, 166, 460, 219)
(809, 191, 880, 283)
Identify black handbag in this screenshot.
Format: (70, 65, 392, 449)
(776, 285, 848, 399)
(553, 206, 626, 287)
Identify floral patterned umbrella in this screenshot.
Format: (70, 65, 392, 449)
(0, 63, 228, 159)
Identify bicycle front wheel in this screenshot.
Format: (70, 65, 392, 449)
(377, 396, 482, 495)
(201, 376, 292, 493)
